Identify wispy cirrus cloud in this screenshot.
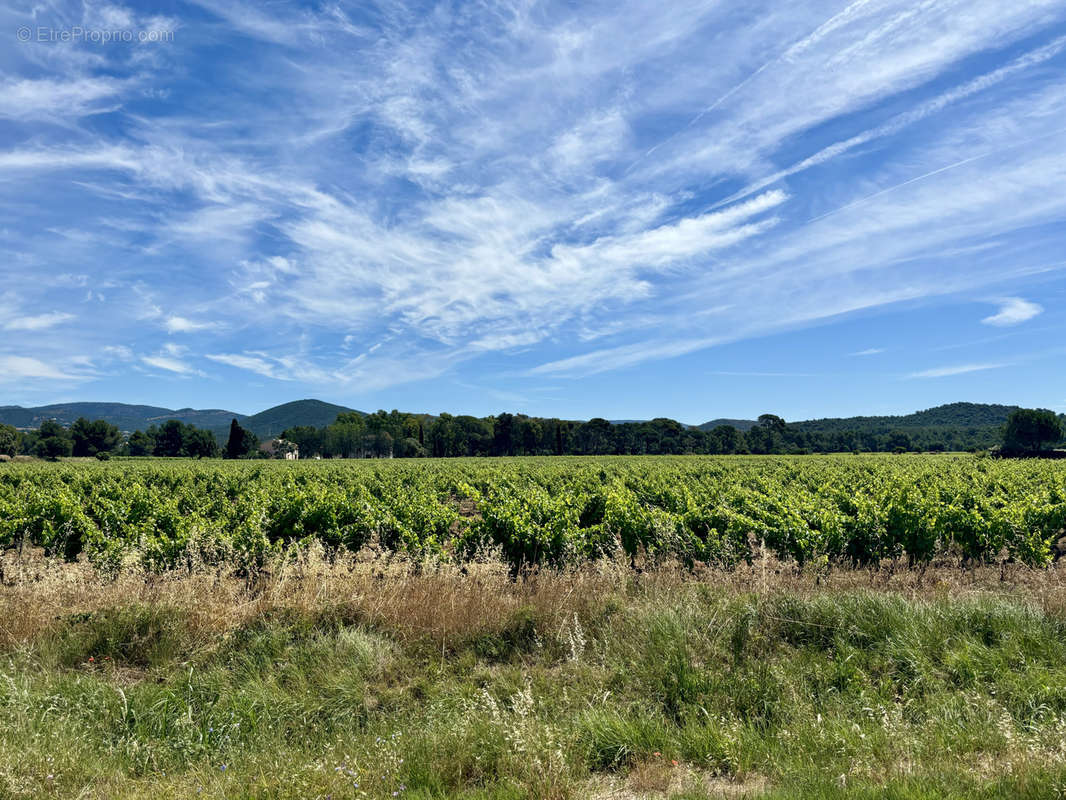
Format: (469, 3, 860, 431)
(907, 363, 1007, 379)
(140, 355, 200, 376)
(0, 355, 86, 382)
(981, 298, 1043, 327)
(2, 0, 1066, 412)
(0, 76, 126, 120)
(141, 345, 204, 377)
(165, 316, 220, 334)
(529, 336, 726, 378)
(205, 352, 288, 380)
(3, 312, 75, 331)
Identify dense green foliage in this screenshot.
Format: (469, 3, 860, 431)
(1003, 408, 1065, 454)
(14, 418, 220, 459)
(146, 420, 220, 458)
(70, 417, 121, 458)
(33, 419, 73, 460)
(281, 408, 1031, 459)
(3, 455, 1065, 570)
(0, 423, 19, 457)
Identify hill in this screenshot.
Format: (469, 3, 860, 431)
(696, 418, 759, 432)
(695, 402, 1021, 433)
(0, 402, 208, 432)
(788, 402, 1022, 433)
(0, 399, 358, 439)
(246, 399, 361, 438)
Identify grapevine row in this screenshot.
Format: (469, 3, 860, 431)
(1, 455, 1064, 570)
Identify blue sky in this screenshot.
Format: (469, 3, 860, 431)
(1, 0, 1065, 424)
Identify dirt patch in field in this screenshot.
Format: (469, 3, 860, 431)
(586, 762, 769, 799)
(448, 496, 481, 536)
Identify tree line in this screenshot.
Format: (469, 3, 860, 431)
(279, 409, 1062, 458)
(1, 407, 1061, 461)
(0, 417, 259, 460)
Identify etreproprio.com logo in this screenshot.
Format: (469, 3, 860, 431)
(17, 26, 175, 43)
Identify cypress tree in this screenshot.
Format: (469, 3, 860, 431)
(225, 418, 244, 459)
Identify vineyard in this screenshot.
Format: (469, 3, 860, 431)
(3, 454, 1066, 571)
(7, 455, 1066, 798)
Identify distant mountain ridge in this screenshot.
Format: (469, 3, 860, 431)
(697, 402, 1024, 432)
(0, 399, 361, 440)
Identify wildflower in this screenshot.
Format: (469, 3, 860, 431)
(88, 656, 95, 663)
(671, 760, 679, 767)
(220, 764, 227, 772)
(653, 751, 661, 758)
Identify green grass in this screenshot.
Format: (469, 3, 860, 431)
(4, 563, 1066, 798)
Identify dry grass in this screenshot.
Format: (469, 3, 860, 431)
(6, 545, 1066, 799)
(5, 542, 1066, 651)
(1, 543, 631, 651)
(587, 761, 768, 799)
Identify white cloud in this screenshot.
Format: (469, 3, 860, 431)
(141, 354, 202, 376)
(3, 0, 1066, 397)
(205, 352, 288, 380)
(184, 0, 341, 45)
(530, 336, 725, 377)
(851, 348, 885, 356)
(640, 0, 1065, 184)
(164, 316, 220, 333)
(550, 110, 629, 171)
(981, 298, 1043, 327)
(0, 355, 84, 381)
(907, 363, 1006, 379)
(0, 77, 125, 120)
(165, 203, 269, 243)
(3, 312, 75, 331)
(0, 144, 141, 173)
(101, 345, 134, 361)
(711, 34, 1066, 210)
(551, 190, 787, 274)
